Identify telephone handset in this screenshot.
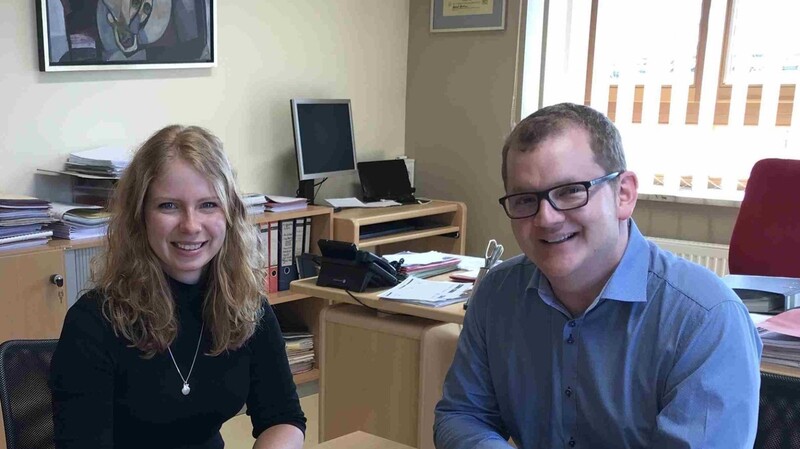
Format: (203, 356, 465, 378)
(316, 239, 404, 292)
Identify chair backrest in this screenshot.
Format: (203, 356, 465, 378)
(755, 371, 800, 449)
(729, 158, 800, 277)
(0, 340, 58, 449)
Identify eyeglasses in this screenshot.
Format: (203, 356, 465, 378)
(498, 171, 622, 219)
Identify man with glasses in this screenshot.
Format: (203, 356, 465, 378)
(434, 103, 762, 449)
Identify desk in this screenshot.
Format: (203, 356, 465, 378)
(296, 277, 800, 377)
(761, 362, 800, 378)
(294, 275, 465, 449)
(316, 431, 415, 449)
(291, 276, 465, 325)
(294, 275, 800, 449)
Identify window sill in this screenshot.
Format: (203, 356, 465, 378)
(638, 189, 742, 208)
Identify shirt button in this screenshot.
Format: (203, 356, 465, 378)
(568, 437, 576, 447)
(565, 387, 572, 397)
(566, 334, 574, 344)
(569, 320, 576, 327)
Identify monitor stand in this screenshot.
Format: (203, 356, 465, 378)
(298, 179, 316, 205)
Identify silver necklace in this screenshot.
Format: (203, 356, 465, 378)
(167, 322, 204, 396)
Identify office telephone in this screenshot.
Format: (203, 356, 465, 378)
(316, 239, 404, 292)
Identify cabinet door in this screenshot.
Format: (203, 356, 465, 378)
(0, 249, 68, 341)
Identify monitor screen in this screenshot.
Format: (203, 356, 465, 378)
(291, 99, 358, 182)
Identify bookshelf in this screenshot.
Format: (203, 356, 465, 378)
(0, 205, 334, 387)
(250, 205, 333, 385)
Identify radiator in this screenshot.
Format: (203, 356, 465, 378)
(647, 237, 730, 277)
(64, 246, 103, 308)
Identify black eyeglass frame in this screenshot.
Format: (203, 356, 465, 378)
(498, 171, 623, 219)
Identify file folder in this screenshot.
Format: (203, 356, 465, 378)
(303, 217, 311, 253)
(278, 220, 297, 291)
(268, 222, 279, 293)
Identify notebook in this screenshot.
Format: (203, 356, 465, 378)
(357, 160, 418, 204)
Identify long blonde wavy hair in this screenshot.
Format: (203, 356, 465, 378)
(94, 125, 266, 357)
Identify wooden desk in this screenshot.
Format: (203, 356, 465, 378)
(316, 431, 415, 449)
(296, 277, 800, 377)
(290, 276, 465, 325)
(761, 361, 800, 378)
(295, 269, 800, 449)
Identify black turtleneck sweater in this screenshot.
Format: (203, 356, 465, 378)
(50, 277, 306, 449)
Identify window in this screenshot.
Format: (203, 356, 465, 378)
(522, 0, 800, 201)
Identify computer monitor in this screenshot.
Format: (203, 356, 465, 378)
(290, 99, 358, 203)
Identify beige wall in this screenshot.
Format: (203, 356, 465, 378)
(405, 0, 739, 256)
(632, 201, 739, 245)
(1, 2, 409, 202)
(405, 0, 523, 256)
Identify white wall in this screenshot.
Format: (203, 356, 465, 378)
(1, 2, 409, 202)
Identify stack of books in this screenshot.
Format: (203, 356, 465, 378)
(47, 202, 112, 240)
(756, 309, 800, 368)
(283, 332, 315, 375)
(265, 195, 308, 213)
(0, 194, 54, 251)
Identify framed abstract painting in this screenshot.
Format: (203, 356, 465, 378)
(36, 0, 217, 72)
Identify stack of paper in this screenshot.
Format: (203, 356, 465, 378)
(66, 147, 131, 178)
(264, 195, 308, 213)
(325, 197, 401, 208)
(47, 202, 111, 240)
(383, 251, 461, 279)
(283, 332, 315, 375)
(0, 194, 54, 251)
(379, 277, 472, 307)
(757, 309, 800, 368)
(243, 193, 268, 215)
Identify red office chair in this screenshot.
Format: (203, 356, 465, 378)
(728, 158, 800, 278)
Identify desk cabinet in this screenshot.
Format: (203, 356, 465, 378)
(318, 304, 460, 449)
(0, 248, 67, 341)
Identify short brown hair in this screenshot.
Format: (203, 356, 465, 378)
(95, 125, 266, 357)
(501, 103, 626, 188)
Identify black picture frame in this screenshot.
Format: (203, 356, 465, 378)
(430, 0, 506, 33)
(35, 0, 217, 72)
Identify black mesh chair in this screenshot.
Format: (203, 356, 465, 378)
(0, 340, 57, 449)
(755, 371, 800, 449)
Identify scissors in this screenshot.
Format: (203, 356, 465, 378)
(484, 239, 504, 268)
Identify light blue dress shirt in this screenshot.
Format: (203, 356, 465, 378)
(434, 220, 762, 449)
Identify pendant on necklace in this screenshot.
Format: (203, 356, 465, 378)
(182, 382, 191, 395)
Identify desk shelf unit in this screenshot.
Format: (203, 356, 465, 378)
(332, 200, 466, 255)
(249, 206, 333, 385)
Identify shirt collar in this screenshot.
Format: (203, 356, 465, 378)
(528, 219, 649, 306)
(598, 219, 649, 303)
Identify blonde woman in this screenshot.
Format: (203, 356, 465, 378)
(50, 125, 305, 449)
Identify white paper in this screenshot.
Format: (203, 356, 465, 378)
(37, 168, 120, 180)
(68, 146, 131, 166)
(455, 255, 488, 270)
(379, 277, 472, 302)
(325, 197, 401, 208)
(264, 194, 307, 204)
(383, 251, 492, 271)
(750, 313, 772, 325)
(49, 202, 102, 221)
(383, 251, 455, 265)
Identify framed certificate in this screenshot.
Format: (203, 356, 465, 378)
(430, 0, 507, 33)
